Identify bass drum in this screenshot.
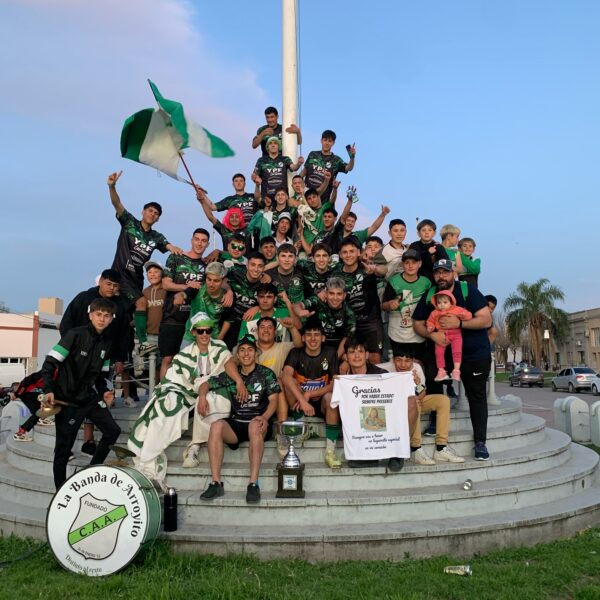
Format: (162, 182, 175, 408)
(46, 465, 161, 576)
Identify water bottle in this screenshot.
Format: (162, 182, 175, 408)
(164, 487, 178, 532)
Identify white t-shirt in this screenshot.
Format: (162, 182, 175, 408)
(331, 372, 412, 460)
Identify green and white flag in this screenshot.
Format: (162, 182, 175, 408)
(120, 79, 234, 181)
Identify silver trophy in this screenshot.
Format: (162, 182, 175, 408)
(279, 420, 306, 468)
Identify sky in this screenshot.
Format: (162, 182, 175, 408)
(1, 0, 599, 315)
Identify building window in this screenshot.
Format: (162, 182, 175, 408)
(592, 328, 600, 347)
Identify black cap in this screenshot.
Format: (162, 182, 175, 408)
(237, 334, 258, 350)
(433, 259, 453, 272)
(401, 249, 421, 262)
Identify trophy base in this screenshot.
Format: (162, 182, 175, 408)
(276, 464, 305, 498)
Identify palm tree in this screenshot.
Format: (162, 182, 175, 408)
(504, 278, 568, 368)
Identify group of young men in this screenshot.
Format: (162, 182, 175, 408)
(20, 106, 495, 504)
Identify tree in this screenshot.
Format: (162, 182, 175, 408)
(492, 309, 511, 366)
(0, 300, 9, 313)
(504, 278, 568, 368)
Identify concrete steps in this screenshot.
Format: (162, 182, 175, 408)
(1, 396, 600, 560)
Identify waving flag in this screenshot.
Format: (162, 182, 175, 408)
(120, 80, 234, 181)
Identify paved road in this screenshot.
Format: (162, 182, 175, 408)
(494, 381, 600, 428)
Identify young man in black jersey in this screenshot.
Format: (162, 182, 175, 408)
(336, 236, 387, 364)
(107, 171, 183, 307)
(198, 173, 259, 224)
(282, 319, 342, 469)
(158, 228, 210, 379)
(199, 335, 280, 503)
(252, 106, 302, 157)
(40, 298, 121, 489)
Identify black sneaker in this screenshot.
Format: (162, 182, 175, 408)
(200, 481, 224, 500)
(81, 441, 97, 456)
(348, 459, 379, 468)
(387, 457, 404, 472)
(246, 483, 261, 503)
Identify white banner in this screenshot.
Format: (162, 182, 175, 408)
(331, 372, 412, 460)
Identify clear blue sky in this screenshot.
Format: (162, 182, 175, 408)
(2, 0, 599, 314)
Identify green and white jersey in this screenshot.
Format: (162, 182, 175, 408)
(238, 307, 291, 343)
(254, 154, 293, 198)
(304, 151, 347, 202)
(112, 209, 169, 300)
(301, 201, 333, 245)
(209, 364, 280, 422)
(223, 265, 261, 323)
(382, 274, 431, 343)
(332, 264, 381, 321)
(183, 285, 225, 343)
(215, 193, 259, 224)
(266, 267, 305, 305)
(303, 296, 356, 347)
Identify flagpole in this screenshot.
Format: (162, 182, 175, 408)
(178, 152, 198, 189)
(282, 0, 299, 164)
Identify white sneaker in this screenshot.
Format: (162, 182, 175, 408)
(13, 430, 33, 442)
(123, 396, 137, 408)
(133, 352, 145, 377)
(182, 444, 200, 468)
(433, 446, 465, 463)
(37, 417, 54, 426)
(411, 447, 435, 465)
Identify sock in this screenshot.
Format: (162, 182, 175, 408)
(134, 311, 148, 344)
(436, 445, 445, 451)
(17, 427, 25, 435)
(290, 409, 304, 420)
(410, 446, 420, 453)
(325, 424, 340, 451)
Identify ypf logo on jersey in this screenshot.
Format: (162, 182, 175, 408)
(47, 465, 160, 577)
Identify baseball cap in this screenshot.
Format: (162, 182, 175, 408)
(433, 259, 454, 272)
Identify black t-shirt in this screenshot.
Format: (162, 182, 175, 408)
(214, 221, 248, 249)
(284, 346, 339, 393)
(223, 264, 261, 323)
(412, 282, 490, 362)
(256, 123, 282, 157)
(215, 193, 259, 224)
(254, 154, 293, 198)
(303, 151, 347, 202)
(333, 264, 381, 321)
(111, 210, 169, 300)
(162, 254, 207, 325)
(408, 240, 448, 283)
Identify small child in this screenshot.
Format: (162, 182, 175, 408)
(440, 224, 463, 274)
(409, 219, 449, 282)
(457, 237, 481, 287)
(40, 298, 122, 489)
(426, 291, 473, 382)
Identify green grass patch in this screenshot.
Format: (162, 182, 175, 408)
(2, 530, 600, 599)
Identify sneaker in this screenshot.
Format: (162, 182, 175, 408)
(387, 457, 404, 472)
(348, 459, 379, 468)
(411, 447, 435, 465)
(324, 448, 342, 469)
(68, 452, 76, 462)
(474, 442, 490, 461)
(133, 353, 145, 377)
(138, 342, 158, 357)
(13, 430, 32, 442)
(123, 396, 137, 408)
(37, 417, 54, 426)
(246, 482, 261, 503)
(451, 369, 461, 381)
(433, 446, 465, 463)
(200, 481, 224, 500)
(423, 424, 436, 437)
(81, 441, 97, 456)
(182, 444, 200, 468)
(434, 368, 450, 382)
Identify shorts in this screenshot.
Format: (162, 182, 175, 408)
(158, 323, 186, 358)
(356, 319, 384, 355)
(307, 398, 326, 419)
(389, 340, 427, 363)
(224, 418, 273, 450)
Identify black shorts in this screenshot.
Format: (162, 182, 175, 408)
(389, 340, 427, 363)
(308, 398, 326, 419)
(356, 319, 384, 355)
(158, 323, 186, 358)
(225, 418, 273, 450)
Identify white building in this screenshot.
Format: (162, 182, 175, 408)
(0, 298, 62, 385)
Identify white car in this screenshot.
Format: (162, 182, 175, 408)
(552, 367, 597, 393)
(591, 373, 600, 396)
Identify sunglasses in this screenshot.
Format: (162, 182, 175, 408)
(193, 327, 213, 335)
(231, 243, 246, 251)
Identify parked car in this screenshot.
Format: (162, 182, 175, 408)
(590, 373, 600, 396)
(551, 367, 598, 393)
(508, 366, 544, 388)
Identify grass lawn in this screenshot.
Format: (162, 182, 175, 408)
(2, 529, 600, 599)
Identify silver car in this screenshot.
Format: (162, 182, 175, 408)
(551, 367, 597, 393)
(590, 374, 600, 396)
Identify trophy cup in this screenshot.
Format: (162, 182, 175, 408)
(276, 421, 306, 498)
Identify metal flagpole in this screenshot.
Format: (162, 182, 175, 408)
(282, 0, 299, 164)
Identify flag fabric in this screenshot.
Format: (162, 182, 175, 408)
(120, 79, 234, 180)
